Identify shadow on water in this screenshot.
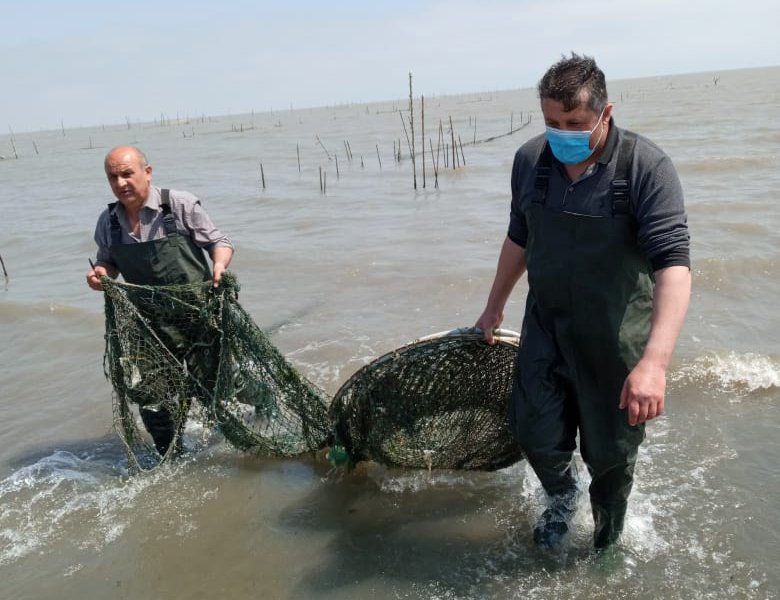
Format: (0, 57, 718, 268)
(273, 461, 584, 598)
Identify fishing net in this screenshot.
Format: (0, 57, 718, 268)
(330, 328, 524, 471)
(102, 272, 332, 470)
(102, 273, 524, 472)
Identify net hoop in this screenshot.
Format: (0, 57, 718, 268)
(330, 327, 524, 471)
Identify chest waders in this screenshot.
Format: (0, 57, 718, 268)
(108, 189, 212, 456)
(509, 133, 653, 547)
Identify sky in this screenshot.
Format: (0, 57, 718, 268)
(1, 0, 778, 133)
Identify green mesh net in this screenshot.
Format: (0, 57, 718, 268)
(330, 329, 524, 471)
(103, 272, 332, 471)
(102, 273, 523, 472)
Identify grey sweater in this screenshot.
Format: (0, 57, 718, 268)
(507, 121, 690, 271)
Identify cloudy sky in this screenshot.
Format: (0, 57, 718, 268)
(1, 0, 777, 133)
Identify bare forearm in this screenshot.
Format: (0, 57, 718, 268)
(620, 265, 691, 425)
(476, 237, 527, 342)
(486, 237, 527, 311)
(643, 265, 692, 368)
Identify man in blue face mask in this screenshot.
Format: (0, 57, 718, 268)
(475, 53, 691, 553)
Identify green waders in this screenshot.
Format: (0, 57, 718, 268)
(509, 155, 653, 548)
(108, 190, 213, 456)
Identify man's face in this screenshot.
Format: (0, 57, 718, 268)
(541, 94, 611, 134)
(104, 149, 152, 209)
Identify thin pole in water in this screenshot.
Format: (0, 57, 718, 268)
(449, 115, 456, 169)
(409, 72, 417, 190)
(429, 138, 438, 189)
(421, 95, 426, 189)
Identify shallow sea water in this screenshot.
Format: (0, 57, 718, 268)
(1, 65, 778, 599)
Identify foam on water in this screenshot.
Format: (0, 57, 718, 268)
(0, 425, 225, 567)
(349, 404, 770, 599)
(672, 351, 780, 394)
(0, 449, 128, 565)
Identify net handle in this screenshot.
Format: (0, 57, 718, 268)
(414, 326, 520, 345)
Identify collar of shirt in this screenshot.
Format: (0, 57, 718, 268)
(595, 118, 620, 166)
(108, 186, 166, 242)
(584, 120, 616, 177)
(141, 186, 163, 213)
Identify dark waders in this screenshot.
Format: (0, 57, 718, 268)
(108, 190, 212, 456)
(509, 139, 653, 548)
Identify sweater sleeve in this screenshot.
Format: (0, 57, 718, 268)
(631, 140, 690, 271)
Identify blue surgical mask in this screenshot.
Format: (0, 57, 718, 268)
(545, 108, 606, 165)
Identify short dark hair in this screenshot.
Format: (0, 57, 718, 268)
(537, 53, 608, 114)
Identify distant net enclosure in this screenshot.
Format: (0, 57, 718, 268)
(330, 329, 524, 471)
(102, 273, 523, 472)
(102, 272, 332, 468)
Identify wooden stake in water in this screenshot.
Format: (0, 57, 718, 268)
(260, 163, 266, 190)
(315, 135, 332, 160)
(296, 143, 301, 173)
(449, 116, 456, 169)
(376, 144, 382, 169)
(421, 95, 426, 189)
(437, 120, 444, 169)
(400, 112, 413, 162)
(409, 72, 417, 190)
(335, 154, 340, 180)
(429, 138, 439, 189)
(0, 253, 7, 278)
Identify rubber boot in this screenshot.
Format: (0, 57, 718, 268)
(592, 501, 627, 549)
(533, 488, 580, 554)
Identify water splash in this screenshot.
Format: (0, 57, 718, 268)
(672, 352, 779, 394)
(0, 431, 221, 567)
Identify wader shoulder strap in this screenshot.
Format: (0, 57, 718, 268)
(533, 144, 554, 205)
(611, 131, 637, 216)
(160, 189, 178, 236)
(533, 130, 638, 215)
(108, 202, 122, 246)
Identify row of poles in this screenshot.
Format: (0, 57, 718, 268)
(259, 72, 493, 193)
